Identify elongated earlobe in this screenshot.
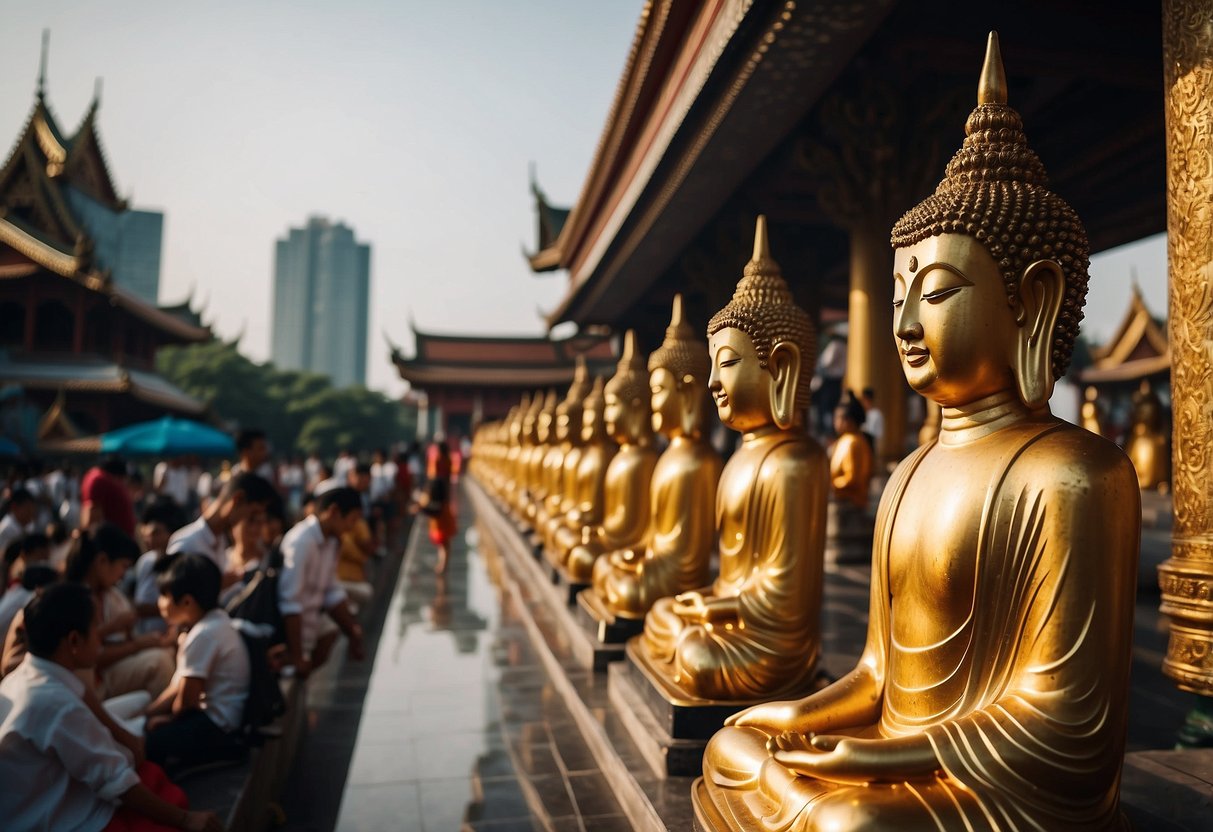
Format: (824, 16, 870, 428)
(769, 341, 802, 430)
(1013, 260, 1064, 409)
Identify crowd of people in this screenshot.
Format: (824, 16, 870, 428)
(0, 430, 441, 832)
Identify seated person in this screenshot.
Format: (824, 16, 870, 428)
(278, 487, 366, 677)
(130, 501, 181, 636)
(0, 563, 58, 649)
(167, 472, 277, 581)
(67, 524, 176, 699)
(146, 555, 251, 776)
(0, 582, 222, 832)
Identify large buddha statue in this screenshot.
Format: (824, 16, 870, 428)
(588, 295, 722, 621)
(696, 34, 1141, 832)
(633, 215, 828, 703)
(553, 332, 656, 580)
(546, 376, 617, 565)
(1125, 379, 1169, 491)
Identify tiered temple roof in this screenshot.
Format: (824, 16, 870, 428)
(1080, 284, 1170, 385)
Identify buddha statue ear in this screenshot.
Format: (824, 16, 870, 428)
(678, 373, 708, 437)
(768, 341, 802, 431)
(1012, 259, 1064, 409)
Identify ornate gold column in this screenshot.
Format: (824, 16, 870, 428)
(1159, 0, 1213, 699)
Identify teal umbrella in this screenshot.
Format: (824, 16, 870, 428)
(100, 416, 235, 457)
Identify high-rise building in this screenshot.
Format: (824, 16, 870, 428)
(271, 216, 371, 388)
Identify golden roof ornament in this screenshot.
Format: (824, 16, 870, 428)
(890, 31, 1090, 379)
(648, 293, 710, 383)
(605, 329, 649, 404)
(708, 215, 815, 414)
(567, 354, 591, 403)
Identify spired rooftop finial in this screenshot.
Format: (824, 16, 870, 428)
(978, 31, 1007, 106)
(37, 29, 49, 99)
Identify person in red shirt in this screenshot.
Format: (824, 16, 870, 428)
(81, 457, 137, 536)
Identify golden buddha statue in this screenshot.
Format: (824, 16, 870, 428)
(553, 332, 656, 580)
(633, 215, 828, 703)
(1080, 385, 1104, 436)
(696, 34, 1141, 832)
(524, 389, 559, 524)
(547, 376, 617, 564)
(536, 359, 592, 535)
(829, 394, 873, 510)
(1126, 379, 1169, 490)
(589, 295, 722, 620)
(510, 391, 541, 518)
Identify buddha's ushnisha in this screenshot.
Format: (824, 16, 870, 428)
(696, 33, 1140, 832)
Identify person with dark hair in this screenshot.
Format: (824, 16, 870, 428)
(232, 428, 274, 485)
(830, 392, 873, 510)
(167, 473, 276, 578)
(278, 486, 365, 677)
(0, 563, 57, 647)
(0, 486, 38, 556)
(417, 440, 456, 574)
(4, 531, 51, 589)
(144, 555, 250, 776)
(67, 524, 175, 700)
(81, 456, 137, 536)
(131, 500, 183, 636)
(0, 583, 223, 832)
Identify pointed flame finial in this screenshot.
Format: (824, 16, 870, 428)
(670, 293, 685, 327)
(37, 30, 49, 99)
(978, 31, 1007, 106)
(752, 215, 770, 261)
(621, 330, 639, 362)
(574, 353, 587, 380)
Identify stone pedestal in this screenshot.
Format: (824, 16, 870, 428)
(825, 498, 874, 564)
(609, 660, 709, 778)
(550, 560, 590, 606)
(577, 589, 646, 644)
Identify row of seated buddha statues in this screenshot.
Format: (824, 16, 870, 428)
(468, 31, 1141, 831)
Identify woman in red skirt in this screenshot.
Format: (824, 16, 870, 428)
(419, 440, 456, 574)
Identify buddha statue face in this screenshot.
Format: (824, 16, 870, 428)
(708, 327, 801, 434)
(581, 380, 607, 443)
(554, 406, 572, 443)
(893, 233, 1064, 409)
(650, 368, 680, 438)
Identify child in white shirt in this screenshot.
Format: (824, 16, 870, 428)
(146, 554, 250, 776)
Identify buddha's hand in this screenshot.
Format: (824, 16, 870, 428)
(671, 591, 708, 622)
(726, 699, 814, 734)
(773, 734, 937, 785)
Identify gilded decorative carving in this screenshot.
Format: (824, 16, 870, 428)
(1159, 0, 1213, 696)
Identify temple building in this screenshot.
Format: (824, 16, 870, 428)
(528, 1, 1164, 463)
(389, 324, 615, 441)
(1079, 284, 1171, 443)
(0, 60, 210, 449)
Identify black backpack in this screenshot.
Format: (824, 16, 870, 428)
(235, 628, 286, 744)
(226, 549, 287, 742)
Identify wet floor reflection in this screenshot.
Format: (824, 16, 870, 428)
(336, 489, 628, 832)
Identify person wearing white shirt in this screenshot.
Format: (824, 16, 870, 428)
(0, 583, 222, 832)
(167, 471, 277, 579)
(861, 386, 885, 450)
(278, 487, 366, 677)
(0, 487, 38, 559)
(145, 555, 250, 775)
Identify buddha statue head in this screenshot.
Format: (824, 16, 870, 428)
(581, 376, 608, 444)
(536, 388, 559, 444)
(603, 330, 654, 446)
(890, 32, 1090, 410)
(555, 357, 591, 444)
(707, 215, 815, 432)
(649, 294, 711, 440)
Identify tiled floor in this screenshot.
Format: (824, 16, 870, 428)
(333, 492, 628, 832)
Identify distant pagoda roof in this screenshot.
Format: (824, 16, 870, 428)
(0, 67, 209, 344)
(525, 173, 571, 273)
(1080, 284, 1170, 384)
(389, 324, 615, 389)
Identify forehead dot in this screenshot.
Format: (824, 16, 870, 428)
(908, 256, 919, 273)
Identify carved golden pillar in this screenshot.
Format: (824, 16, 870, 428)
(843, 223, 905, 463)
(1159, 0, 1213, 698)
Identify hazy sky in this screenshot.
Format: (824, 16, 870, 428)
(0, 1, 1168, 397)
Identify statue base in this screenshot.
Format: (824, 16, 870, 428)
(691, 776, 727, 831)
(552, 560, 591, 606)
(622, 642, 758, 740)
(608, 660, 708, 778)
(825, 499, 874, 565)
(576, 589, 646, 644)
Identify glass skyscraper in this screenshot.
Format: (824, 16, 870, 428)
(271, 217, 371, 388)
